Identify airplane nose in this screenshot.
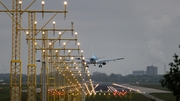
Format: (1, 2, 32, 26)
(90, 58, 95, 61)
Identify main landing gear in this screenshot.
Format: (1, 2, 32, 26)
(99, 65, 102, 68)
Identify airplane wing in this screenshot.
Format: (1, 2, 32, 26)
(74, 57, 91, 64)
(96, 57, 124, 64)
(85, 60, 90, 64)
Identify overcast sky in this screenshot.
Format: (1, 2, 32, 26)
(0, 0, 180, 75)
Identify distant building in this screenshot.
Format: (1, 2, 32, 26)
(146, 65, 158, 75)
(132, 70, 145, 76)
(144, 71, 147, 74)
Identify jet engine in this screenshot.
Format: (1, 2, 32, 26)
(102, 62, 106, 65)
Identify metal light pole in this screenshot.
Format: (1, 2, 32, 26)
(42, 61, 46, 101)
(36, 60, 46, 101)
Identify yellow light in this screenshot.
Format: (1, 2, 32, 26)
(35, 43, 37, 45)
(81, 50, 83, 53)
(41, 1, 45, 4)
(34, 21, 37, 24)
(53, 21, 56, 24)
(75, 32, 78, 35)
(19, 1, 22, 4)
(56, 50, 58, 52)
(68, 50, 71, 52)
(49, 42, 52, 45)
(26, 31, 29, 34)
(63, 42, 66, 45)
(60, 57, 62, 59)
(64, 1, 67, 5)
(43, 31, 45, 34)
(59, 32, 61, 35)
(43, 50, 45, 52)
(78, 43, 80, 45)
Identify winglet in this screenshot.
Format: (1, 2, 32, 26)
(117, 57, 124, 60)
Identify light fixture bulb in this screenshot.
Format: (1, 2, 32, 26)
(64, 1, 67, 5)
(34, 21, 37, 24)
(19, 1, 22, 4)
(41, 1, 45, 4)
(53, 21, 56, 24)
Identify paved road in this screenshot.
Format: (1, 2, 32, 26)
(122, 84, 171, 101)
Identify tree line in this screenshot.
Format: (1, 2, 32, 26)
(0, 73, 163, 84)
(90, 72, 163, 84)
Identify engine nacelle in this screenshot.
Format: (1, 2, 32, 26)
(102, 62, 106, 65)
(86, 65, 89, 68)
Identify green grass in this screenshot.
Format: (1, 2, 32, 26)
(0, 84, 157, 101)
(0, 84, 41, 101)
(0, 84, 10, 101)
(86, 92, 152, 101)
(150, 93, 176, 101)
(133, 84, 169, 91)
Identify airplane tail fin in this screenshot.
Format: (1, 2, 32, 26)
(91, 46, 104, 59)
(91, 46, 94, 56)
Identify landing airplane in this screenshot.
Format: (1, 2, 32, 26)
(84, 55, 124, 68)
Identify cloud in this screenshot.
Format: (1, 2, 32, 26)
(147, 39, 167, 65)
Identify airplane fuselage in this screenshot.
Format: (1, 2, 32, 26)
(85, 53, 124, 68)
(90, 56, 97, 64)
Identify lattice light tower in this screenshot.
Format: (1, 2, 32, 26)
(25, 1, 67, 101)
(1, 0, 95, 101)
(34, 27, 84, 101)
(32, 21, 95, 101)
(0, 1, 23, 101)
(0, 0, 67, 101)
